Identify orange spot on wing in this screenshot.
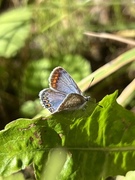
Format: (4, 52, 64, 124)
(50, 69, 62, 89)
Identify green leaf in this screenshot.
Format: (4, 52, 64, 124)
(0, 118, 61, 179)
(0, 7, 32, 58)
(21, 58, 52, 96)
(46, 91, 135, 179)
(0, 91, 135, 180)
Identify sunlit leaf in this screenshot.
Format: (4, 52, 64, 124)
(0, 7, 32, 58)
(0, 91, 135, 179)
(47, 91, 135, 179)
(0, 118, 61, 179)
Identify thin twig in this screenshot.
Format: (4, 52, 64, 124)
(84, 31, 135, 46)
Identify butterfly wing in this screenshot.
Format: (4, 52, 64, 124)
(49, 67, 82, 95)
(57, 93, 89, 112)
(39, 88, 66, 113)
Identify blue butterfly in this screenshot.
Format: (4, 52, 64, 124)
(39, 67, 90, 113)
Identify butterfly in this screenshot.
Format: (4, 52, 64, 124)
(39, 67, 90, 113)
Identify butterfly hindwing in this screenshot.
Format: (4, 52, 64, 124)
(58, 93, 89, 112)
(39, 88, 66, 113)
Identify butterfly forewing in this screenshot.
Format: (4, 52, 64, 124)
(49, 67, 82, 95)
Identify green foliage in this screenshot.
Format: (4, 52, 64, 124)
(0, 117, 61, 179)
(0, 7, 32, 58)
(0, 91, 135, 180)
(20, 99, 40, 118)
(0, 2, 134, 125)
(0, 2, 135, 179)
(32, 2, 92, 58)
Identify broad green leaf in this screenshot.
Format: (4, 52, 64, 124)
(0, 7, 32, 58)
(0, 118, 61, 180)
(46, 91, 135, 180)
(0, 91, 135, 180)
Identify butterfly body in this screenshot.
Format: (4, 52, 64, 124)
(39, 67, 90, 113)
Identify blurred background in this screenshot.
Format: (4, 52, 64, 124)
(0, 0, 135, 130)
